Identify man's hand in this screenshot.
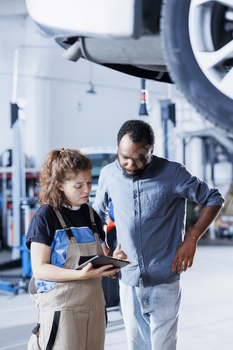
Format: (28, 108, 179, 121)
(103, 244, 129, 279)
(113, 244, 128, 260)
(172, 233, 198, 274)
(172, 205, 222, 274)
(101, 242, 128, 260)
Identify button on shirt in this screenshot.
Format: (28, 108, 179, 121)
(93, 156, 225, 287)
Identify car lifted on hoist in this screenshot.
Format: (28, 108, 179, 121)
(26, 0, 233, 133)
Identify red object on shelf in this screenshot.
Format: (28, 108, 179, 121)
(0, 173, 39, 179)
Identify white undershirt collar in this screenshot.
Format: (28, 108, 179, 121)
(63, 203, 81, 211)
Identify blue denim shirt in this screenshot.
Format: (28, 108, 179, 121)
(93, 156, 225, 287)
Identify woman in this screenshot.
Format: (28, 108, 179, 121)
(26, 147, 126, 350)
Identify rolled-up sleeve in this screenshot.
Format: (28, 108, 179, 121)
(93, 167, 110, 225)
(173, 164, 225, 208)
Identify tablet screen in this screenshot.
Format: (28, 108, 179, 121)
(76, 255, 130, 270)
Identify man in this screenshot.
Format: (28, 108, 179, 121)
(93, 120, 224, 350)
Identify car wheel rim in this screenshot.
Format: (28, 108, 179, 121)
(189, 0, 233, 99)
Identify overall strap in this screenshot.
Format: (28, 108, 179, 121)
(45, 311, 61, 350)
(53, 208, 77, 245)
(88, 205, 99, 241)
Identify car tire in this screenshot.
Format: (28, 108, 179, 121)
(161, 0, 233, 134)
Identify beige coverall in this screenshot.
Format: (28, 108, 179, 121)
(28, 207, 106, 350)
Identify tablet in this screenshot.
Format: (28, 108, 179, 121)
(75, 255, 130, 270)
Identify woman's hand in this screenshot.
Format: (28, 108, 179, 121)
(31, 242, 119, 282)
(80, 263, 120, 280)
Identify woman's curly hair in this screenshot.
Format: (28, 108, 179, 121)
(38, 147, 92, 210)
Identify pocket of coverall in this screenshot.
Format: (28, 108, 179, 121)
(27, 323, 41, 350)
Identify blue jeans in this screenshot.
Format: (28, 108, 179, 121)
(119, 279, 181, 350)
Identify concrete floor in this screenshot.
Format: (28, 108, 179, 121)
(0, 243, 233, 350)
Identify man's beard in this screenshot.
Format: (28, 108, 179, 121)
(119, 163, 147, 178)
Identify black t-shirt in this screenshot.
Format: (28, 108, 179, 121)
(26, 204, 105, 250)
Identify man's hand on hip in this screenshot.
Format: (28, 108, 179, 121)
(172, 233, 198, 274)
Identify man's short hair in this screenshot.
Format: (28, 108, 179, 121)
(117, 120, 155, 147)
